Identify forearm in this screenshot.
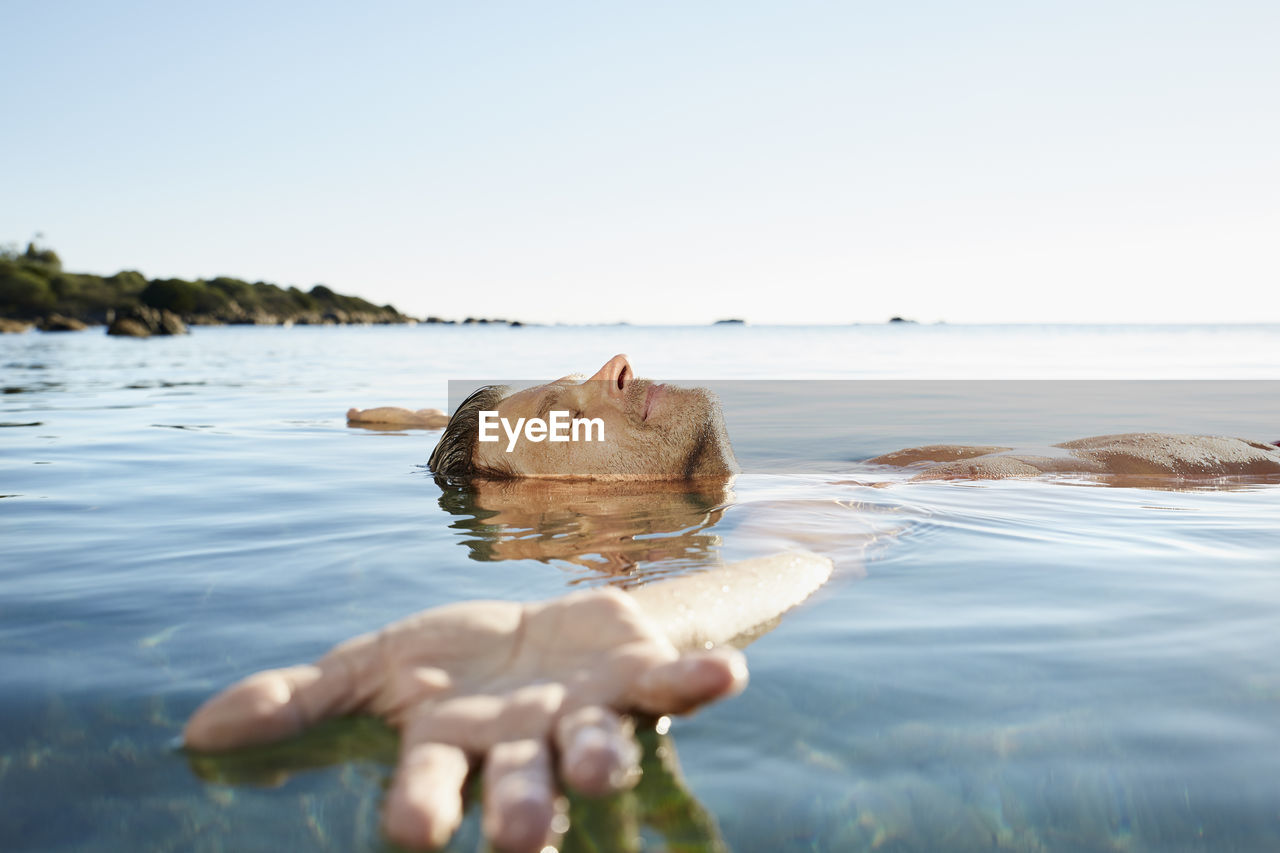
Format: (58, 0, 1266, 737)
(627, 551, 832, 651)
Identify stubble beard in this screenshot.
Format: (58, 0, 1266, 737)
(607, 382, 737, 479)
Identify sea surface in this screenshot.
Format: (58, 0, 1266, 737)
(2, 323, 1279, 852)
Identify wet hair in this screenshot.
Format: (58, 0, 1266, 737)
(427, 384, 513, 482)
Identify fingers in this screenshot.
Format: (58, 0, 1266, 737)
(483, 739, 562, 853)
(383, 742, 470, 850)
(555, 705, 640, 796)
(346, 406, 405, 424)
(183, 659, 356, 751)
(414, 408, 450, 428)
(625, 648, 749, 716)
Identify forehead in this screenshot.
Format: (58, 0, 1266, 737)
(496, 379, 575, 416)
(498, 383, 548, 411)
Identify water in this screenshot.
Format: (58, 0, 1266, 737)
(2, 324, 1279, 852)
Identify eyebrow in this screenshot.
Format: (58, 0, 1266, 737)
(534, 386, 565, 421)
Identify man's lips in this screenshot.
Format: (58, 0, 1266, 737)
(642, 383, 666, 422)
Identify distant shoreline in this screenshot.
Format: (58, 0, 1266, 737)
(6, 248, 1277, 332)
(0, 243, 421, 334)
(0, 243, 530, 335)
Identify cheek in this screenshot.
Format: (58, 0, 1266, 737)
(599, 426, 687, 476)
(520, 419, 688, 477)
(518, 442, 567, 474)
(564, 435, 617, 473)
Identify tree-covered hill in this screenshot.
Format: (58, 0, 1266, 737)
(0, 244, 413, 328)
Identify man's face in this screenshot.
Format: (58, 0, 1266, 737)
(472, 354, 737, 480)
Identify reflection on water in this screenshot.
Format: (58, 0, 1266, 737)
(433, 478, 733, 581)
(3, 325, 1280, 852)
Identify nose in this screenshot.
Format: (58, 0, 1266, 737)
(587, 354, 633, 398)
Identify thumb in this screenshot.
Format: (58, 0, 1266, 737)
(625, 649, 748, 716)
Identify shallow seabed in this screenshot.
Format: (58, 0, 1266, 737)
(2, 324, 1279, 852)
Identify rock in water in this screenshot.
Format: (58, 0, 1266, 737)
(107, 317, 152, 338)
(107, 306, 189, 337)
(39, 314, 89, 332)
(158, 310, 188, 335)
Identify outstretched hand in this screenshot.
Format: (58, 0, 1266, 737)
(184, 589, 746, 852)
(346, 406, 449, 429)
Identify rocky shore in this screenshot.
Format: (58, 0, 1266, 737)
(0, 243, 420, 335)
(0, 244, 535, 335)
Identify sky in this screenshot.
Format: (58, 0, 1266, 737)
(4, 0, 1278, 324)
